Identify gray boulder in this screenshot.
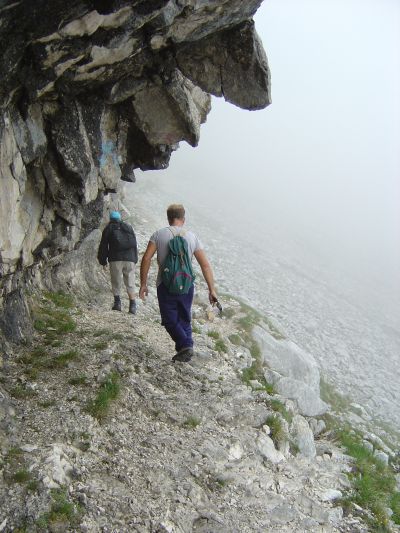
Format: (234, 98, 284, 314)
(254, 326, 328, 416)
(290, 415, 316, 459)
(256, 433, 285, 464)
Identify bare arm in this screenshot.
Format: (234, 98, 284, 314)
(194, 249, 218, 304)
(139, 241, 157, 300)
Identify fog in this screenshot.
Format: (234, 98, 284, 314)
(134, 0, 400, 311)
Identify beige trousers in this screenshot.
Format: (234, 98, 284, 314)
(109, 261, 136, 298)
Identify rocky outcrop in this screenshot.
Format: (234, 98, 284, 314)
(0, 0, 271, 342)
(253, 326, 329, 417)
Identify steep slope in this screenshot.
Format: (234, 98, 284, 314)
(1, 278, 372, 532)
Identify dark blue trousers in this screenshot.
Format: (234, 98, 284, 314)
(157, 283, 194, 352)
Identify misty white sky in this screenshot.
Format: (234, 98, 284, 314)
(137, 0, 400, 291)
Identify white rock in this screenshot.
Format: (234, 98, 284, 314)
(385, 507, 394, 518)
(249, 379, 262, 389)
(228, 442, 244, 461)
(290, 415, 316, 459)
(328, 506, 344, 525)
(309, 418, 326, 436)
(42, 475, 60, 489)
(374, 450, 389, 465)
(296, 492, 329, 524)
(320, 489, 343, 502)
(42, 444, 74, 487)
(274, 376, 328, 417)
(21, 444, 38, 452)
(270, 503, 299, 524)
(254, 326, 328, 416)
(256, 433, 285, 464)
(362, 440, 374, 452)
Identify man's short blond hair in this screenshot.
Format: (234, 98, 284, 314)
(167, 204, 185, 225)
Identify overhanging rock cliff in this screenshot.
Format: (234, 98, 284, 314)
(0, 0, 270, 341)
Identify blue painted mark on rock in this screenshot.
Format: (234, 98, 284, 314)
(100, 140, 119, 169)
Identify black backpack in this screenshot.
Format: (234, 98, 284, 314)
(110, 222, 136, 251)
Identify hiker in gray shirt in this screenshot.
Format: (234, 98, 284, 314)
(139, 204, 218, 362)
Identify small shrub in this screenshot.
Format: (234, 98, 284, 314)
(34, 308, 76, 338)
(50, 489, 77, 520)
(45, 349, 79, 369)
(92, 341, 108, 351)
(270, 399, 293, 423)
(228, 333, 242, 346)
(289, 441, 300, 455)
(10, 386, 36, 400)
(337, 426, 399, 529)
(39, 400, 56, 408)
(68, 375, 87, 386)
(87, 372, 120, 420)
(391, 492, 400, 524)
(241, 365, 258, 384)
(207, 330, 220, 340)
(43, 291, 74, 309)
(241, 359, 275, 395)
(237, 314, 256, 333)
(266, 415, 286, 447)
(27, 479, 40, 492)
(262, 381, 275, 395)
(192, 323, 201, 334)
(93, 328, 112, 337)
(17, 354, 32, 365)
(6, 447, 23, 459)
(31, 346, 48, 358)
(182, 416, 201, 429)
(37, 488, 81, 529)
(215, 339, 227, 353)
(25, 367, 39, 380)
(13, 469, 32, 483)
(45, 339, 63, 347)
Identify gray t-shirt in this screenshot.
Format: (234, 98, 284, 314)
(150, 226, 203, 286)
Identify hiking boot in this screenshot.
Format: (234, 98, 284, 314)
(112, 295, 121, 311)
(129, 299, 137, 315)
(172, 347, 193, 363)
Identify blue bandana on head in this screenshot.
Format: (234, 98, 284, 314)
(110, 211, 121, 221)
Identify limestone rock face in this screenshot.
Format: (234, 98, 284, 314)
(254, 326, 329, 417)
(0, 0, 270, 341)
(177, 20, 270, 110)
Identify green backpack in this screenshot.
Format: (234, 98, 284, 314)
(161, 229, 195, 294)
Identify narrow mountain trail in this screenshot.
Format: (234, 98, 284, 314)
(1, 286, 369, 532)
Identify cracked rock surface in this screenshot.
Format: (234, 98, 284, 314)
(0, 0, 270, 292)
